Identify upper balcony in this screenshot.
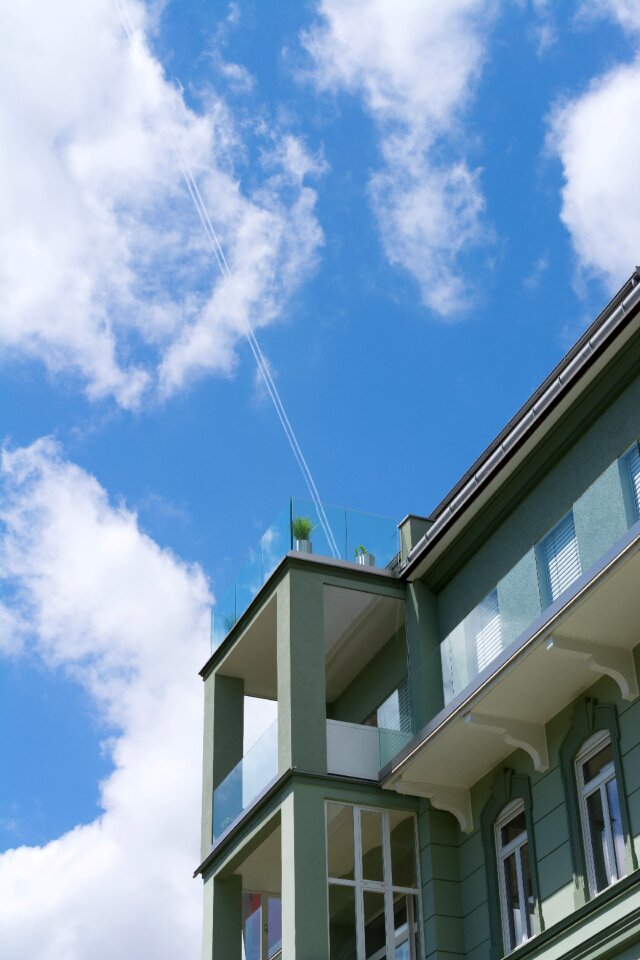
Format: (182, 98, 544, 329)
(211, 497, 400, 651)
(382, 442, 640, 831)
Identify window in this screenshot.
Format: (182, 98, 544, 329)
(540, 511, 581, 603)
(495, 801, 536, 954)
(242, 892, 282, 960)
(626, 442, 640, 520)
(576, 732, 627, 896)
(326, 803, 421, 960)
(472, 589, 502, 671)
(364, 678, 412, 734)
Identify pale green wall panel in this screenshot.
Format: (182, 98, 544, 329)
(573, 460, 629, 572)
(496, 547, 542, 650)
(458, 832, 484, 883)
(460, 865, 487, 918)
(533, 804, 571, 861)
(530, 767, 564, 821)
(462, 903, 491, 950)
(537, 840, 574, 901)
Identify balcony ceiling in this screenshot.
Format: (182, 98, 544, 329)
(324, 585, 405, 702)
(385, 533, 640, 832)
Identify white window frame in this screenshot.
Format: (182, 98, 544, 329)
(495, 799, 536, 954)
(326, 803, 423, 960)
(575, 731, 626, 896)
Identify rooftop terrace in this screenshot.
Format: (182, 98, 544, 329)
(211, 497, 399, 651)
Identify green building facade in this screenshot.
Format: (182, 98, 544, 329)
(197, 270, 640, 960)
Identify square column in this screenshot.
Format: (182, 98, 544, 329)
(202, 873, 242, 960)
(277, 570, 327, 774)
(201, 672, 244, 860)
(281, 786, 329, 959)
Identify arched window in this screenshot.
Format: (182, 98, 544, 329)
(495, 799, 537, 953)
(559, 698, 637, 906)
(575, 731, 626, 896)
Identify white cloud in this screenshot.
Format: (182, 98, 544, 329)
(0, 439, 273, 958)
(549, 49, 640, 288)
(303, 0, 495, 316)
(0, 0, 323, 409)
(577, 0, 640, 34)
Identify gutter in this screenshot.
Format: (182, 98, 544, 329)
(401, 268, 640, 578)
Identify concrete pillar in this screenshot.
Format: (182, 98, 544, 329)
(201, 672, 244, 859)
(202, 873, 243, 960)
(277, 570, 327, 774)
(281, 787, 329, 960)
(406, 581, 442, 728)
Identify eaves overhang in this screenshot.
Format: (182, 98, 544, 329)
(401, 268, 640, 583)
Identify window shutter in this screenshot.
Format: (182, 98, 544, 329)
(628, 444, 640, 519)
(474, 589, 502, 671)
(543, 511, 581, 602)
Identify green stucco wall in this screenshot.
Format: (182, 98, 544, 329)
(328, 626, 408, 724)
(418, 664, 640, 960)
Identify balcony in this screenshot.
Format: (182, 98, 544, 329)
(440, 449, 639, 706)
(382, 448, 640, 832)
(212, 720, 278, 840)
(211, 498, 399, 651)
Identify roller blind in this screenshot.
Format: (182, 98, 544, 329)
(542, 511, 581, 602)
(628, 444, 640, 519)
(473, 589, 502, 671)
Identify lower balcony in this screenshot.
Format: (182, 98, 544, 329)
(213, 720, 278, 840)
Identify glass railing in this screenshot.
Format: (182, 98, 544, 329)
(440, 446, 640, 707)
(211, 498, 399, 650)
(212, 720, 278, 840)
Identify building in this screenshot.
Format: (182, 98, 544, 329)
(196, 268, 640, 960)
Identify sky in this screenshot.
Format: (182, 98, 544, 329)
(1, 0, 639, 955)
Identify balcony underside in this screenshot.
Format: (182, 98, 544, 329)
(384, 530, 640, 833)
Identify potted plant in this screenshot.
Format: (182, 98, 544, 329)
(291, 515, 315, 554)
(354, 544, 376, 567)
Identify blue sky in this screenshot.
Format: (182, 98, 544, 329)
(1, 0, 639, 955)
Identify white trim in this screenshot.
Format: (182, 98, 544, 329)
(575, 731, 626, 896)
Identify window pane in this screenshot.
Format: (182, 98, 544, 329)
(582, 743, 613, 784)
(389, 811, 417, 888)
(586, 789, 610, 892)
(361, 810, 385, 883)
(329, 884, 357, 960)
(520, 843, 536, 939)
(267, 897, 282, 958)
(327, 802, 355, 881)
(503, 852, 524, 950)
(606, 777, 626, 880)
(500, 810, 526, 847)
(363, 890, 386, 959)
(242, 892, 262, 960)
(393, 893, 420, 960)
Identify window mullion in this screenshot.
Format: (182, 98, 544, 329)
(382, 810, 395, 960)
(600, 781, 618, 885)
(514, 845, 527, 946)
(354, 807, 365, 960)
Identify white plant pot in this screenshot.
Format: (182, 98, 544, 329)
(294, 539, 313, 554)
(355, 552, 376, 567)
